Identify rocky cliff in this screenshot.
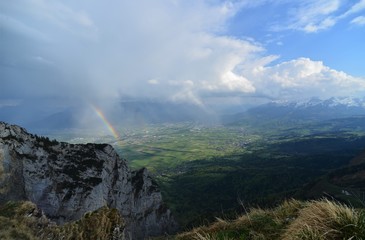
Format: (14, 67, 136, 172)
(0, 121, 178, 239)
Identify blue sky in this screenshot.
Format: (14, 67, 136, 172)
(1, 0, 365, 112)
(227, 0, 365, 76)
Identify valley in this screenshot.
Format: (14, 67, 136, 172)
(47, 115, 365, 229)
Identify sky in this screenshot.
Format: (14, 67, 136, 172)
(1, 0, 365, 114)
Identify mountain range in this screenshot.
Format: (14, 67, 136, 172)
(2, 97, 365, 133)
(225, 97, 365, 125)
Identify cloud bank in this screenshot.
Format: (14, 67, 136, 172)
(1, 0, 364, 111)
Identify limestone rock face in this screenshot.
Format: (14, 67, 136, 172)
(0, 122, 178, 239)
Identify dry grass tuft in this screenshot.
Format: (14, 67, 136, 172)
(282, 199, 365, 240)
(176, 199, 365, 240)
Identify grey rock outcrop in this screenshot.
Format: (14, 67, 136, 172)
(0, 122, 178, 239)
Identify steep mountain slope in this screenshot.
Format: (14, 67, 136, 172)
(0, 122, 178, 239)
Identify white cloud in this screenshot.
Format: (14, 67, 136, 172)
(341, 0, 365, 17)
(351, 15, 365, 25)
(0, 99, 21, 108)
(302, 17, 336, 33)
(0, 13, 48, 41)
(249, 58, 365, 99)
(271, 0, 365, 33)
(283, 0, 341, 32)
(148, 79, 160, 85)
(1, 0, 265, 104)
(220, 71, 255, 92)
(0, 0, 97, 40)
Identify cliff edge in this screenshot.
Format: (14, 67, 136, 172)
(0, 121, 178, 239)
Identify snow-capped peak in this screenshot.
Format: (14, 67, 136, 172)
(272, 97, 365, 109)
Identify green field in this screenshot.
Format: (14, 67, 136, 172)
(116, 123, 261, 172)
(50, 123, 260, 172)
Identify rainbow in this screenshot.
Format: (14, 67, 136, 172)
(91, 104, 120, 140)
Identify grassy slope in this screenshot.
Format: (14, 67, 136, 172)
(3, 199, 364, 240)
(175, 199, 365, 240)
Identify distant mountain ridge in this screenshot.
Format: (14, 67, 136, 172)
(225, 97, 365, 125)
(271, 97, 365, 109)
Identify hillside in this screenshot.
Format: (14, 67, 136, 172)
(293, 146, 365, 208)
